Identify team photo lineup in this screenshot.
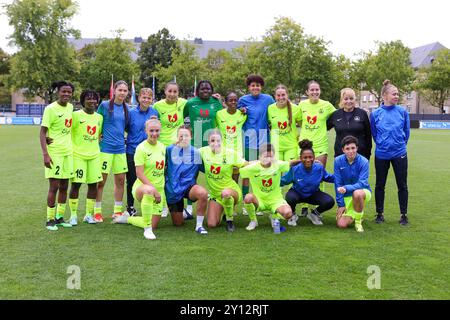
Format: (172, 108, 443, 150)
(40, 75, 410, 240)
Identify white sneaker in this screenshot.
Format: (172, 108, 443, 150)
(161, 207, 169, 218)
(288, 214, 299, 227)
(83, 215, 97, 224)
(69, 217, 78, 226)
(242, 208, 249, 216)
(256, 211, 264, 216)
(113, 212, 130, 224)
(246, 220, 258, 231)
(307, 211, 323, 226)
(144, 228, 156, 240)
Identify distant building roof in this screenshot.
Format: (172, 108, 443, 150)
(410, 42, 447, 69)
(68, 37, 249, 60)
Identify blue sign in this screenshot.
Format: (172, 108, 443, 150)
(4, 117, 42, 125)
(420, 121, 450, 130)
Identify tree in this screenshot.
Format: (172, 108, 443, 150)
(416, 49, 450, 113)
(137, 28, 179, 87)
(0, 48, 11, 105)
(77, 30, 140, 99)
(154, 42, 209, 97)
(4, 0, 80, 102)
(355, 41, 415, 105)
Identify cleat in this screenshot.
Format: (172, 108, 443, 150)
(112, 212, 130, 224)
(46, 220, 58, 231)
(94, 213, 104, 223)
(127, 206, 137, 217)
(55, 217, 72, 228)
(307, 210, 323, 226)
(355, 222, 364, 233)
(399, 214, 409, 226)
(83, 215, 97, 224)
(246, 220, 258, 231)
(144, 228, 156, 240)
(112, 212, 123, 219)
(288, 214, 299, 227)
(195, 226, 208, 235)
(161, 207, 169, 218)
(69, 217, 78, 226)
(256, 211, 264, 216)
(375, 214, 385, 224)
(226, 221, 235, 232)
(183, 208, 194, 220)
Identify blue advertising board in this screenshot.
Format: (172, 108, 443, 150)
(419, 121, 450, 130)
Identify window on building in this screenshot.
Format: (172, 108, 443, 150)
(369, 95, 373, 102)
(363, 95, 367, 102)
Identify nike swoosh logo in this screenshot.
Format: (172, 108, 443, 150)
(340, 167, 346, 170)
(401, 155, 407, 159)
(147, 154, 153, 157)
(58, 115, 64, 118)
(80, 121, 86, 124)
(221, 120, 226, 123)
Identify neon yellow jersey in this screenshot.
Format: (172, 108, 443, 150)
(153, 98, 187, 146)
(298, 99, 336, 152)
(71, 110, 103, 160)
(199, 146, 246, 198)
(134, 140, 166, 190)
(239, 160, 290, 203)
(268, 103, 301, 152)
(216, 109, 247, 157)
(41, 101, 74, 156)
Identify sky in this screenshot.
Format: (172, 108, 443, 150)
(0, 0, 449, 58)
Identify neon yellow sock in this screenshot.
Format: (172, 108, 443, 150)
(86, 199, 95, 217)
(129, 194, 153, 229)
(244, 203, 257, 222)
(56, 203, 66, 220)
(47, 206, 56, 221)
(114, 203, 123, 214)
(222, 196, 234, 221)
(271, 212, 285, 221)
(355, 212, 364, 223)
(69, 199, 79, 219)
(94, 203, 102, 215)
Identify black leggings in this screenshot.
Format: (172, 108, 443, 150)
(375, 155, 408, 215)
(126, 153, 137, 209)
(286, 189, 335, 214)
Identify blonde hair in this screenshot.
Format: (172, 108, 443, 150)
(339, 88, 356, 109)
(381, 80, 397, 97)
(145, 118, 161, 131)
(275, 84, 293, 126)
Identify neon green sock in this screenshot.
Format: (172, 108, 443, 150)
(114, 203, 123, 214)
(222, 196, 234, 221)
(47, 206, 56, 221)
(244, 203, 257, 222)
(69, 199, 79, 219)
(86, 199, 95, 217)
(271, 212, 285, 221)
(94, 203, 102, 215)
(129, 194, 154, 229)
(355, 212, 364, 223)
(56, 203, 66, 220)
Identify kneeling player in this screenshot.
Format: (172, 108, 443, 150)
(239, 144, 294, 233)
(68, 90, 103, 225)
(335, 136, 372, 233)
(165, 126, 208, 235)
(113, 119, 166, 240)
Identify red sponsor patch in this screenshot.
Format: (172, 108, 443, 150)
(210, 165, 221, 175)
(226, 126, 236, 134)
(87, 125, 97, 136)
(199, 109, 210, 118)
(278, 121, 288, 130)
(156, 160, 165, 170)
(65, 119, 72, 128)
(168, 114, 178, 123)
(307, 116, 317, 125)
(262, 178, 273, 188)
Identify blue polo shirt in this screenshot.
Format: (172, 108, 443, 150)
(126, 105, 159, 155)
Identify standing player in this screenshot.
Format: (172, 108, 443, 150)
(281, 140, 335, 227)
(200, 130, 247, 232)
(239, 144, 294, 233)
(126, 88, 159, 216)
(113, 119, 166, 240)
(238, 75, 275, 215)
(335, 136, 372, 233)
(67, 90, 103, 225)
(216, 92, 247, 183)
(370, 80, 410, 225)
(153, 82, 187, 218)
(268, 85, 302, 161)
(95, 80, 129, 222)
(165, 126, 209, 235)
(40, 81, 75, 231)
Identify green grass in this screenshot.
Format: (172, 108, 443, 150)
(0, 126, 449, 300)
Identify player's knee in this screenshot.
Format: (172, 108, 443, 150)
(221, 190, 233, 199)
(244, 194, 254, 204)
(353, 190, 365, 201)
(196, 188, 208, 201)
(324, 197, 335, 211)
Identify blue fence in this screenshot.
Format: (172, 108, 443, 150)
(16, 104, 47, 116)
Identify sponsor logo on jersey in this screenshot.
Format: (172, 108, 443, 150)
(227, 126, 236, 134)
(307, 116, 317, 125)
(199, 109, 210, 118)
(262, 178, 273, 188)
(278, 121, 288, 130)
(65, 119, 73, 128)
(156, 160, 165, 170)
(210, 165, 221, 175)
(87, 125, 97, 136)
(168, 114, 178, 123)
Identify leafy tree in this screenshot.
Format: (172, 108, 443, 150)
(416, 49, 450, 113)
(77, 30, 140, 99)
(0, 48, 11, 105)
(4, 0, 80, 102)
(137, 28, 179, 87)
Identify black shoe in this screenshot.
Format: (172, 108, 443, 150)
(375, 214, 385, 224)
(46, 220, 58, 231)
(399, 214, 409, 226)
(127, 206, 137, 216)
(226, 221, 235, 232)
(301, 207, 309, 217)
(55, 217, 72, 228)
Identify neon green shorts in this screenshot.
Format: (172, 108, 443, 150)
(257, 197, 289, 214)
(72, 156, 103, 184)
(209, 184, 243, 207)
(100, 152, 128, 175)
(314, 147, 328, 158)
(45, 154, 74, 179)
(278, 147, 299, 161)
(132, 180, 165, 216)
(343, 189, 372, 219)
